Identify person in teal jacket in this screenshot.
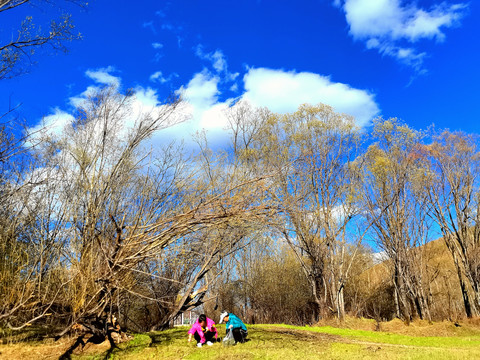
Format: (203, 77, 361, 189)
(219, 311, 248, 343)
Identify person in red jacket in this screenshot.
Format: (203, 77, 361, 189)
(187, 314, 218, 347)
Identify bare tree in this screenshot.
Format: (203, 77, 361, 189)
(0, 0, 84, 80)
(20, 87, 273, 352)
(0, 85, 276, 351)
(341, 244, 374, 317)
(362, 118, 433, 322)
(0, 112, 71, 331)
(243, 239, 316, 324)
(0, 0, 84, 319)
(424, 130, 480, 318)
(249, 103, 364, 321)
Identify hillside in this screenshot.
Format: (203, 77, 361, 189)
(359, 237, 467, 321)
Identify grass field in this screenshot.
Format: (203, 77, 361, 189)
(1, 320, 480, 359)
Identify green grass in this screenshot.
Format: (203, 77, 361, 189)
(100, 325, 330, 360)
(3, 323, 480, 359)
(261, 324, 480, 348)
(79, 324, 480, 360)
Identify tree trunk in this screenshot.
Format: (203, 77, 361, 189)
(452, 253, 475, 318)
(394, 265, 411, 321)
(337, 285, 345, 322)
(463, 268, 480, 317)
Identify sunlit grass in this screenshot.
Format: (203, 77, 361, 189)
(91, 324, 480, 360)
(260, 323, 480, 348)
(3, 322, 480, 359)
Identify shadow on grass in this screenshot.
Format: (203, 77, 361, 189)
(252, 325, 341, 345)
(147, 327, 186, 346)
(59, 333, 109, 360)
(0, 326, 55, 344)
(96, 327, 188, 358)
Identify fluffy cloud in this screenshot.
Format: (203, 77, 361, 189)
(85, 66, 121, 87)
(343, 0, 464, 41)
(195, 46, 227, 73)
(161, 66, 380, 148)
(68, 67, 122, 108)
(149, 71, 179, 83)
(173, 71, 233, 132)
(242, 67, 379, 126)
(177, 71, 220, 109)
(29, 67, 184, 149)
(337, 0, 467, 69)
(150, 71, 167, 83)
(29, 64, 381, 151)
(27, 108, 75, 146)
(195, 46, 239, 83)
(185, 53, 378, 132)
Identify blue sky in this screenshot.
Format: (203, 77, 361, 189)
(1, 0, 479, 145)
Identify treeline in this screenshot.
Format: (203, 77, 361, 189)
(206, 105, 480, 326)
(1, 86, 480, 344)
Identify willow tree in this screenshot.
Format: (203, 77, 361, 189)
(362, 118, 433, 321)
(0, 86, 182, 334)
(254, 103, 363, 321)
(0, 113, 73, 330)
(424, 130, 480, 318)
(12, 86, 272, 352)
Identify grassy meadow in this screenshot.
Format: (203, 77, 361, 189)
(2, 319, 480, 360)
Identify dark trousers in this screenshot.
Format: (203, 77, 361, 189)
(193, 330, 215, 344)
(227, 328, 248, 343)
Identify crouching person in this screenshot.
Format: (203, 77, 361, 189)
(219, 311, 248, 343)
(187, 314, 218, 347)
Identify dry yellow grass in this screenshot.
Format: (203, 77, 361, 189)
(313, 315, 480, 337)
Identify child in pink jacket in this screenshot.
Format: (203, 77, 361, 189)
(187, 314, 218, 347)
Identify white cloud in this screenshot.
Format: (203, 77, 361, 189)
(29, 62, 381, 153)
(177, 71, 220, 109)
(69, 67, 122, 109)
(85, 66, 121, 88)
(29, 67, 185, 150)
(198, 102, 232, 130)
(343, 0, 465, 41)
(161, 66, 380, 148)
(337, 0, 468, 68)
(173, 71, 231, 133)
(150, 71, 166, 83)
(27, 108, 75, 146)
(152, 42, 164, 49)
(242, 67, 379, 126)
(195, 46, 239, 85)
(149, 71, 179, 83)
(196, 46, 227, 73)
(367, 40, 427, 70)
(69, 85, 98, 108)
